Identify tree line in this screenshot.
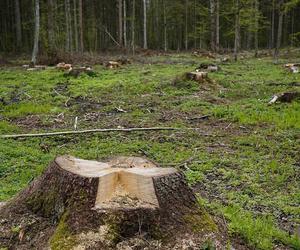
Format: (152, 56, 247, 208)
(0, 0, 300, 61)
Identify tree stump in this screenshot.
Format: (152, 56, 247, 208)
(0, 156, 220, 249)
(185, 71, 208, 83)
(105, 61, 121, 69)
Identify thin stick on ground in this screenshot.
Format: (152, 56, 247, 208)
(1, 127, 184, 139)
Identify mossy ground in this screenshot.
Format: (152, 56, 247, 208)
(0, 52, 299, 249)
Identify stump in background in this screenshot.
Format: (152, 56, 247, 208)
(185, 71, 209, 83)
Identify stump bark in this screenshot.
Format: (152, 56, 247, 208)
(0, 156, 220, 249)
(185, 71, 209, 83)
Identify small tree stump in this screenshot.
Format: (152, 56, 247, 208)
(0, 156, 220, 249)
(56, 62, 72, 70)
(105, 61, 121, 69)
(268, 91, 300, 104)
(185, 71, 208, 83)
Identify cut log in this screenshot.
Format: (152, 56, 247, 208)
(185, 71, 208, 83)
(0, 155, 220, 249)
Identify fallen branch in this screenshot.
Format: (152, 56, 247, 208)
(1, 127, 182, 139)
(186, 115, 210, 120)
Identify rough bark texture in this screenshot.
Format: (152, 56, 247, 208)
(0, 156, 221, 249)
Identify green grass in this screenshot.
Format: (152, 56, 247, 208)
(0, 54, 299, 249)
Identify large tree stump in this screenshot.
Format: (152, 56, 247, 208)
(0, 156, 220, 249)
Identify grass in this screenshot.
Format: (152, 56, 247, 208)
(0, 53, 299, 249)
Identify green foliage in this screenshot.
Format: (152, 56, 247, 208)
(223, 205, 300, 250)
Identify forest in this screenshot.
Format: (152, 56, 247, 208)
(0, 1, 300, 250)
(1, 0, 300, 57)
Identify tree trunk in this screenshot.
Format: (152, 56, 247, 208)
(215, 0, 220, 52)
(14, 0, 22, 51)
(143, 0, 147, 49)
(254, 0, 259, 57)
(65, 0, 73, 52)
(31, 0, 40, 65)
(163, 0, 167, 51)
(47, 0, 55, 51)
(79, 0, 83, 53)
(131, 0, 135, 54)
(233, 0, 240, 62)
(291, 9, 294, 47)
(271, 0, 275, 49)
(210, 0, 216, 52)
(123, 0, 127, 48)
(118, 0, 123, 46)
(274, 1, 283, 63)
(73, 0, 79, 52)
(185, 0, 188, 50)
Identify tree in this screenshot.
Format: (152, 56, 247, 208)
(14, 0, 22, 51)
(271, 0, 275, 49)
(233, 0, 240, 61)
(163, 0, 167, 51)
(274, 0, 284, 63)
(31, 0, 40, 65)
(73, 0, 79, 52)
(131, 0, 135, 54)
(47, 0, 55, 51)
(216, 0, 220, 52)
(123, 0, 127, 48)
(118, 0, 123, 46)
(254, 0, 259, 57)
(143, 0, 147, 49)
(65, 0, 73, 52)
(185, 0, 188, 50)
(210, 0, 216, 51)
(79, 0, 83, 53)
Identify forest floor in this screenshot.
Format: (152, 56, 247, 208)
(0, 51, 299, 249)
